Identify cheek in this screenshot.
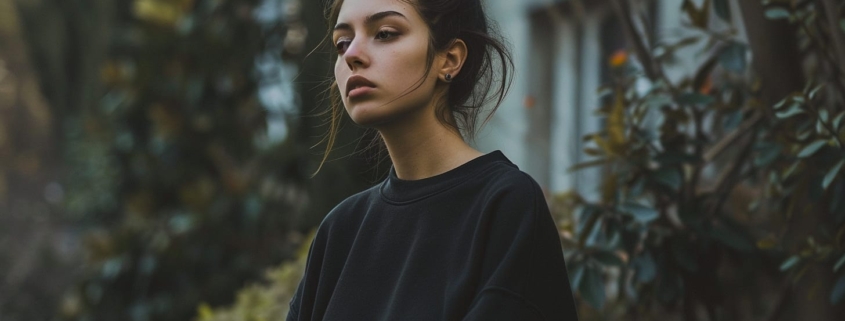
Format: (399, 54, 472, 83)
(334, 60, 347, 97)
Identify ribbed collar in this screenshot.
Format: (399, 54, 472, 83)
(379, 150, 512, 205)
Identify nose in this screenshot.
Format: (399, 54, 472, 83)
(343, 39, 369, 70)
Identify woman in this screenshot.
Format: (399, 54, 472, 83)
(287, 0, 579, 319)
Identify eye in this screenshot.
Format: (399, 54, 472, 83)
(375, 30, 398, 41)
(335, 38, 351, 54)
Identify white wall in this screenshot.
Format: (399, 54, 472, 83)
(473, 0, 531, 171)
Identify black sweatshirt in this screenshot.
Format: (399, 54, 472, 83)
(287, 151, 579, 320)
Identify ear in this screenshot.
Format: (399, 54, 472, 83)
(437, 39, 468, 82)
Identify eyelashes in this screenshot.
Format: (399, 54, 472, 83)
(336, 39, 351, 54)
(334, 30, 400, 55)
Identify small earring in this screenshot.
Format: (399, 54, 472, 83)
(444, 74, 452, 82)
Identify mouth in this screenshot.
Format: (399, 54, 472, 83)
(345, 75, 377, 97)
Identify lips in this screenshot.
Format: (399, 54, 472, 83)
(345, 75, 376, 97)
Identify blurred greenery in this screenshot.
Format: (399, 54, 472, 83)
(1, 0, 373, 320)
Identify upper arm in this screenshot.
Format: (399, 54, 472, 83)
(474, 172, 579, 320)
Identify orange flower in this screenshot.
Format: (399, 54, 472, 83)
(610, 49, 628, 67)
(699, 74, 713, 94)
(524, 95, 536, 109)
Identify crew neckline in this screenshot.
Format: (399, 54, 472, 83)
(379, 150, 512, 204)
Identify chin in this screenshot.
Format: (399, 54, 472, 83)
(345, 102, 395, 127)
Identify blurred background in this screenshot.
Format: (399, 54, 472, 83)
(1, 0, 844, 320)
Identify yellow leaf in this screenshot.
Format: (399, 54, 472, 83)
(606, 91, 627, 153)
(133, 0, 184, 26)
(601, 172, 618, 204)
(593, 136, 615, 156)
(756, 237, 777, 250)
(196, 303, 214, 320)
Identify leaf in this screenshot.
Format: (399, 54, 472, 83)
(774, 104, 804, 119)
(823, 160, 845, 190)
(757, 237, 777, 250)
(629, 177, 646, 199)
(634, 251, 657, 283)
(593, 251, 624, 267)
(723, 109, 743, 130)
(653, 167, 682, 190)
(711, 225, 754, 251)
(774, 97, 790, 109)
(831, 275, 845, 305)
(780, 255, 800, 271)
(840, 19, 845, 33)
(585, 218, 605, 247)
(678, 92, 715, 106)
(671, 239, 698, 272)
(655, 152, 699, 166)
(808, 84, 825, 99)
(798, 140, 828, 158)
(620, 202, 659, 224)
(580, 267, 606, 309)
(133, 0, 185, 26)
(754, 142, 782, 167)
(569, 262, 585, 290)
(833, 111, 845, 130)
(764, 8, 791, 20)
(820, 109, 830, 123)
(834, 253, 845, 272)
(568, 158, 611, 172)
(644, 94, 674, 109)
(719, 43, 746, 73)
(576, 205, 599, 234)
(714, 0, 731, 21)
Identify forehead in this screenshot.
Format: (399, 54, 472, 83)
(336, 0, 416, 23)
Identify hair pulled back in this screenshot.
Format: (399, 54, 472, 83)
(317, 0, 513, 171)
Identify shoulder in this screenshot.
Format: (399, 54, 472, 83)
(476, 162, 546, 207)
(317, 183, 380, 232)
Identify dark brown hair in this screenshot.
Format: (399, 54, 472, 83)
(316, 0, 514, 172)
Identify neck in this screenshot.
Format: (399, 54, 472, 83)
(377, 113, 482, 181)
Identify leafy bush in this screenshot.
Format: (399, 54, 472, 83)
(58, 1, 311, 320)
(555, 0, 845, 320)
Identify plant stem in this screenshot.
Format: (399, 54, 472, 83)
(704, 112, 764, 163)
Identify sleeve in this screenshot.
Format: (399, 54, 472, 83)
(462, 173, 579, 321)
(286, 218, 330, 321)
(286, 279, 304, 321)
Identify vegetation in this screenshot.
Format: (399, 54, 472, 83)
(553, 0, 845, 320)
(3, 0, 370, 320)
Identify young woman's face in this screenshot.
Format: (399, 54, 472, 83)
(333, 0, 440, 127)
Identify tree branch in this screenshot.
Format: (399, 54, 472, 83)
(704, 112, 764, 163)
(707, 133, 756, 217)
(818, 0, 845, 68)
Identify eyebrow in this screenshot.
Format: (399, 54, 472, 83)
(334, 11, 408, 31)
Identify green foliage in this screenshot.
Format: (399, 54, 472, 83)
(192, 229, 313, 321)
(57, 1, 312, 320)
(554, 0, 845, 319)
